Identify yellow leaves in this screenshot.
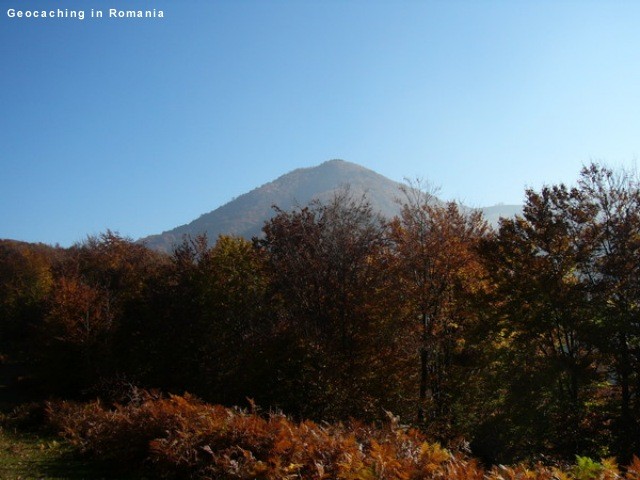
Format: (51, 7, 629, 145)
(419, 440, 450, 465)
(600, 457, 620, 479)
(283, 461, 303, 472)
(367, 439, 407, 480)
(550, 468, 572, 480)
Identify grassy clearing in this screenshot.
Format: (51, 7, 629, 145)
(0, 421, 148, 480)
(0, 360, 145, 479)
(0, 426, 86, 480)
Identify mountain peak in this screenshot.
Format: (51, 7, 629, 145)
(320, 158, 347, 166)
(141, 160, 404, 252)
(140, 160, 520, 252)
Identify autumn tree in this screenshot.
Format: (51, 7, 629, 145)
(134, 234, 269, 406)
(39, 276, 114, 392)
(575, 164, 640, 460)
(0, 240, 55, 359)
(474, 164, 640, 462)
(478, 182, 604, 461)
(389, 183, 488, 438)
(258, 190, 409, 421)
(34, 232, 167, 395)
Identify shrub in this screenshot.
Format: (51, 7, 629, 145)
(47, 391, 640, 480)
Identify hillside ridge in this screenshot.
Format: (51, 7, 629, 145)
(140, 159, 519, 252)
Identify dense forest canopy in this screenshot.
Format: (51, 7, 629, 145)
(1, 163, 639, 464)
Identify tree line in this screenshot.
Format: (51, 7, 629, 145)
(1, 163, 639, 464)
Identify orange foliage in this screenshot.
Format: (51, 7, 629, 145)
(626, 456, 640, 480)
(44, 276, 113, 345)
(47, 392, 639, 480)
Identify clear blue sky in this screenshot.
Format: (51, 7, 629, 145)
(2, 0, 640, 246)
